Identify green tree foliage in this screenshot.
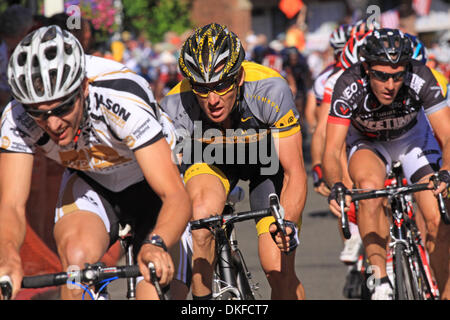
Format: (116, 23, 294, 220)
(122, 0, 193, 42)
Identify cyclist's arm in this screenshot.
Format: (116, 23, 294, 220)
(427, 106, 450, 192)
(134, 138, 192, 284)
(303, 91, 317, 133)
(310, 100, 330, 166)
(323, 121, 349, 184)
(135, 138, 191, 248)
(277, 130, 307, 224)
(0, 151, 34, 298)
(322, 121, 350, 216)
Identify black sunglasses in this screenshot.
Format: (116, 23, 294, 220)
(369, 69, 406, 82)
(190, 76, 237, 98)
(24, 89, 80, 121)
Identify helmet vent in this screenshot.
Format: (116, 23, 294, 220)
(17, 52, 27, 67)
(49, 69, 57, 95)
(32, 55, 39, 68)
(44, 46, 57, 61)
(31, 73, 44, 97)
(64, 43, 73, 55)
(42, 27, 57, 43)
(60, 64, 71, 90)
(18, 75, 29, 97)
(21, 32, 34, 46)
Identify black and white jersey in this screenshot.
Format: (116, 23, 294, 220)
(0, 55, 177, 192)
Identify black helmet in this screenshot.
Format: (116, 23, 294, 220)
(178, 23, 245, 83)
(361, 28, 413, 64)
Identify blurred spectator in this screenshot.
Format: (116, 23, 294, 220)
(282, 47, 313, 117)
(0, 4, 34, 111)
(49, 13, 95, 54)
(154, 50, 183, 102)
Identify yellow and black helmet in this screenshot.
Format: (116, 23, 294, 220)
(179, 23, 245, 83)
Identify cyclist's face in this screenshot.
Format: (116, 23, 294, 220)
(25, 80, 87, 147)
(194, 67, 244, 124)
(366, 62, 406, 105)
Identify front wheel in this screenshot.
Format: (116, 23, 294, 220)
(233, 252, 256, 300)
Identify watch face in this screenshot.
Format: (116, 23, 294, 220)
(149, 234, 167, 251)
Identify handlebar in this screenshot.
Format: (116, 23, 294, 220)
(148, 262, 168, 300)
(336, 186, 351, 240)
(348, 181, 448, 224)
(350, 183, 431, 202)
(0, 275, 12, 300)
(430, 173, 450, 224)
(19, 263, 141, 289)
(190, 208, 273, 230)
(0, 263, 161, 300)
(190, 193, 285, 232)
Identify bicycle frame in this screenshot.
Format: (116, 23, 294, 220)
(350, 162, 441, 300)
(190, 194, 282, 300)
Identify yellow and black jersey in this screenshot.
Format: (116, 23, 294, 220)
(160, 61, 301, 148)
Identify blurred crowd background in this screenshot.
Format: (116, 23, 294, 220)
(1, 0, 449, 113)
(0, 0, 449, 299)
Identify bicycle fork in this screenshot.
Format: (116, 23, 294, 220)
(214, 229, 242, 299)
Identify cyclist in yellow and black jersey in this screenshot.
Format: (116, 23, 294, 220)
(160, 23, 308, 300)
(0, 25, 191, 300)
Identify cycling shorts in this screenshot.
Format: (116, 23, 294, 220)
(346, 111, 442, 184)
(55, 169, 192, 287)
(183, 162, 302, 236)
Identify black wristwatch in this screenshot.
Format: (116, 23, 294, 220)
(142, 234, 168, 252)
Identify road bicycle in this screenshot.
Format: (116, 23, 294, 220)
(190, 190, 286, 300)
(338, 161, 444, 300)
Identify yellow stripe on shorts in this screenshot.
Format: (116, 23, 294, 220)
(183, 163, 231, 194)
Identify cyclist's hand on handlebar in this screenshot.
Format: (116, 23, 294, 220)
(429, 170, 450, 197)
(269, 220, 299, 253)
(328, 182, 352, 218)
(137, 242, 174, 287)
(0, 246, 23, 300)
(0, 248, 23, 300)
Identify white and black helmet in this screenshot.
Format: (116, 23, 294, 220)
(7, 25, 85, 104)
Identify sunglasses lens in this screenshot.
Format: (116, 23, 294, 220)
(191, 77, 236, 97)
(24, 90, 78, 120)
(215, 79, 235, 94)
(371, 70, 404, 82)
(191, 84, 209, 94)
(53, 100, 75, 117)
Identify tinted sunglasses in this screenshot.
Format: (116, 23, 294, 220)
(191, 77, 237, 98)
(369, 69, 406, 82)
(24, 89, 80, 121)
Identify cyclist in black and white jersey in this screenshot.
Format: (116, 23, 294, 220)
(323, 28, 450, 299)
(0, 25, 192, 300)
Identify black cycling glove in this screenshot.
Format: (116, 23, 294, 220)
(437, 170, 450, 185)
(312, 164, 326, 188)
(270, 220, 300, 254)
(328, 182, 349, 204)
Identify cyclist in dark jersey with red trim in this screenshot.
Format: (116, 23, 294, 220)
(323, 28, 450, 300)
